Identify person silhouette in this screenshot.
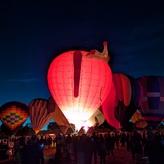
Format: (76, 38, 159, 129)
(22, 135, 44, 164)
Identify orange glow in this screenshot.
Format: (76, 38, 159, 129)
(84, 109, 105, 127)
(47, 43, 112, 130)
(131, 110, 148, 128)
(83, 126, 90, 133)
(113, 74, 132, 107)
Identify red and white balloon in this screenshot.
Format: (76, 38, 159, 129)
(47, 42, 112, 130)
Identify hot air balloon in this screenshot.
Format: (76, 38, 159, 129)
(47, 42, 112, 130)
(102, 73, 140, 129)
(0, 101, 29, 135)
(130, 110, 148, 129)
(138, 76, 164, 129)
(102, 82, 121, 129)
(47, 97, 71, 134)
(84, 107, 105, 128)
(113, 73, 141, 127)
(28, 98, 51, 134)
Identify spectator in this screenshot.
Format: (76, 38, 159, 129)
(153, 131, 162, 163)
(65, 134, 74, 161)
(130, 130, 142, 160)
(13, 137, 26, 163)
(37, 135, 46, 150)
(125, 132, 131, 151)
(98, 134, 106, 164)
(90, 132, 98, 164)
(74, 135, 86, 164)
(146, 127, 155, 163)
(22, 135, 44, 164)
(114, 133, 120, 149)
(106, 133, 114, 159)
(120, 132, 126, 148)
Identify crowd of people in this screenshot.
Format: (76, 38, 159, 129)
(54, 128, 164, 164)
(0, 134, 53, 164)
(1, 128, 164, 164)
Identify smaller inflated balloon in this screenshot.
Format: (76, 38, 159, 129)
(131, 110, 148, 128)
(29, 98, 51, 134)
(0, 101, 29, 132)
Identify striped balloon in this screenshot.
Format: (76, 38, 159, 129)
(138, 76, 164, 128)
(29, 98, 51, 134)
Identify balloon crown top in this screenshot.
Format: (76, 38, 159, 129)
(85, 41, 110, 63)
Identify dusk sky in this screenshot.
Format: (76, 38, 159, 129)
(0, 0, 164, 128)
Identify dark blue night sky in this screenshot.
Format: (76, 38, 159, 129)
(0, 0, 164, 127)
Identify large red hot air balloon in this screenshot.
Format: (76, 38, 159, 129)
(47, 42, 112, 130)
(0, 101, 29, 135)
(138, 76, 164, 129)
(28, 98, 51, 134)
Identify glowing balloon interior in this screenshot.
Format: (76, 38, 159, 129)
(47, 42, 112, 130)
(84, 108, 105, 127)
(48, 96, 71, 134)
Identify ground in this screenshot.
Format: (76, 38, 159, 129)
(44, 147, 144, 164)
(0, 146, 146, 164)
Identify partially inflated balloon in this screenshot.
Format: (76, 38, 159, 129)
(113, 73, 140, 126)
(84, 107, 105, 127)
(0, 101, 29, 134)
(47, 97, 71, 134)
(28, 98, 51, 134)
(102, 82, 121, 129)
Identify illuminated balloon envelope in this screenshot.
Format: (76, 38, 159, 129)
(84, 107, 105, 128)
(0, 101, 29, 135)
(47, 96, 71, 134)
(47, 42, 112, 130)
(138, 76, 164, 129)
(131, 110, 148, 128)
(28, 98, 52, 134)
(113, 73, 141, 126)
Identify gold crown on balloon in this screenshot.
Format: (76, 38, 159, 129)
(85, 41, 110, 63)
